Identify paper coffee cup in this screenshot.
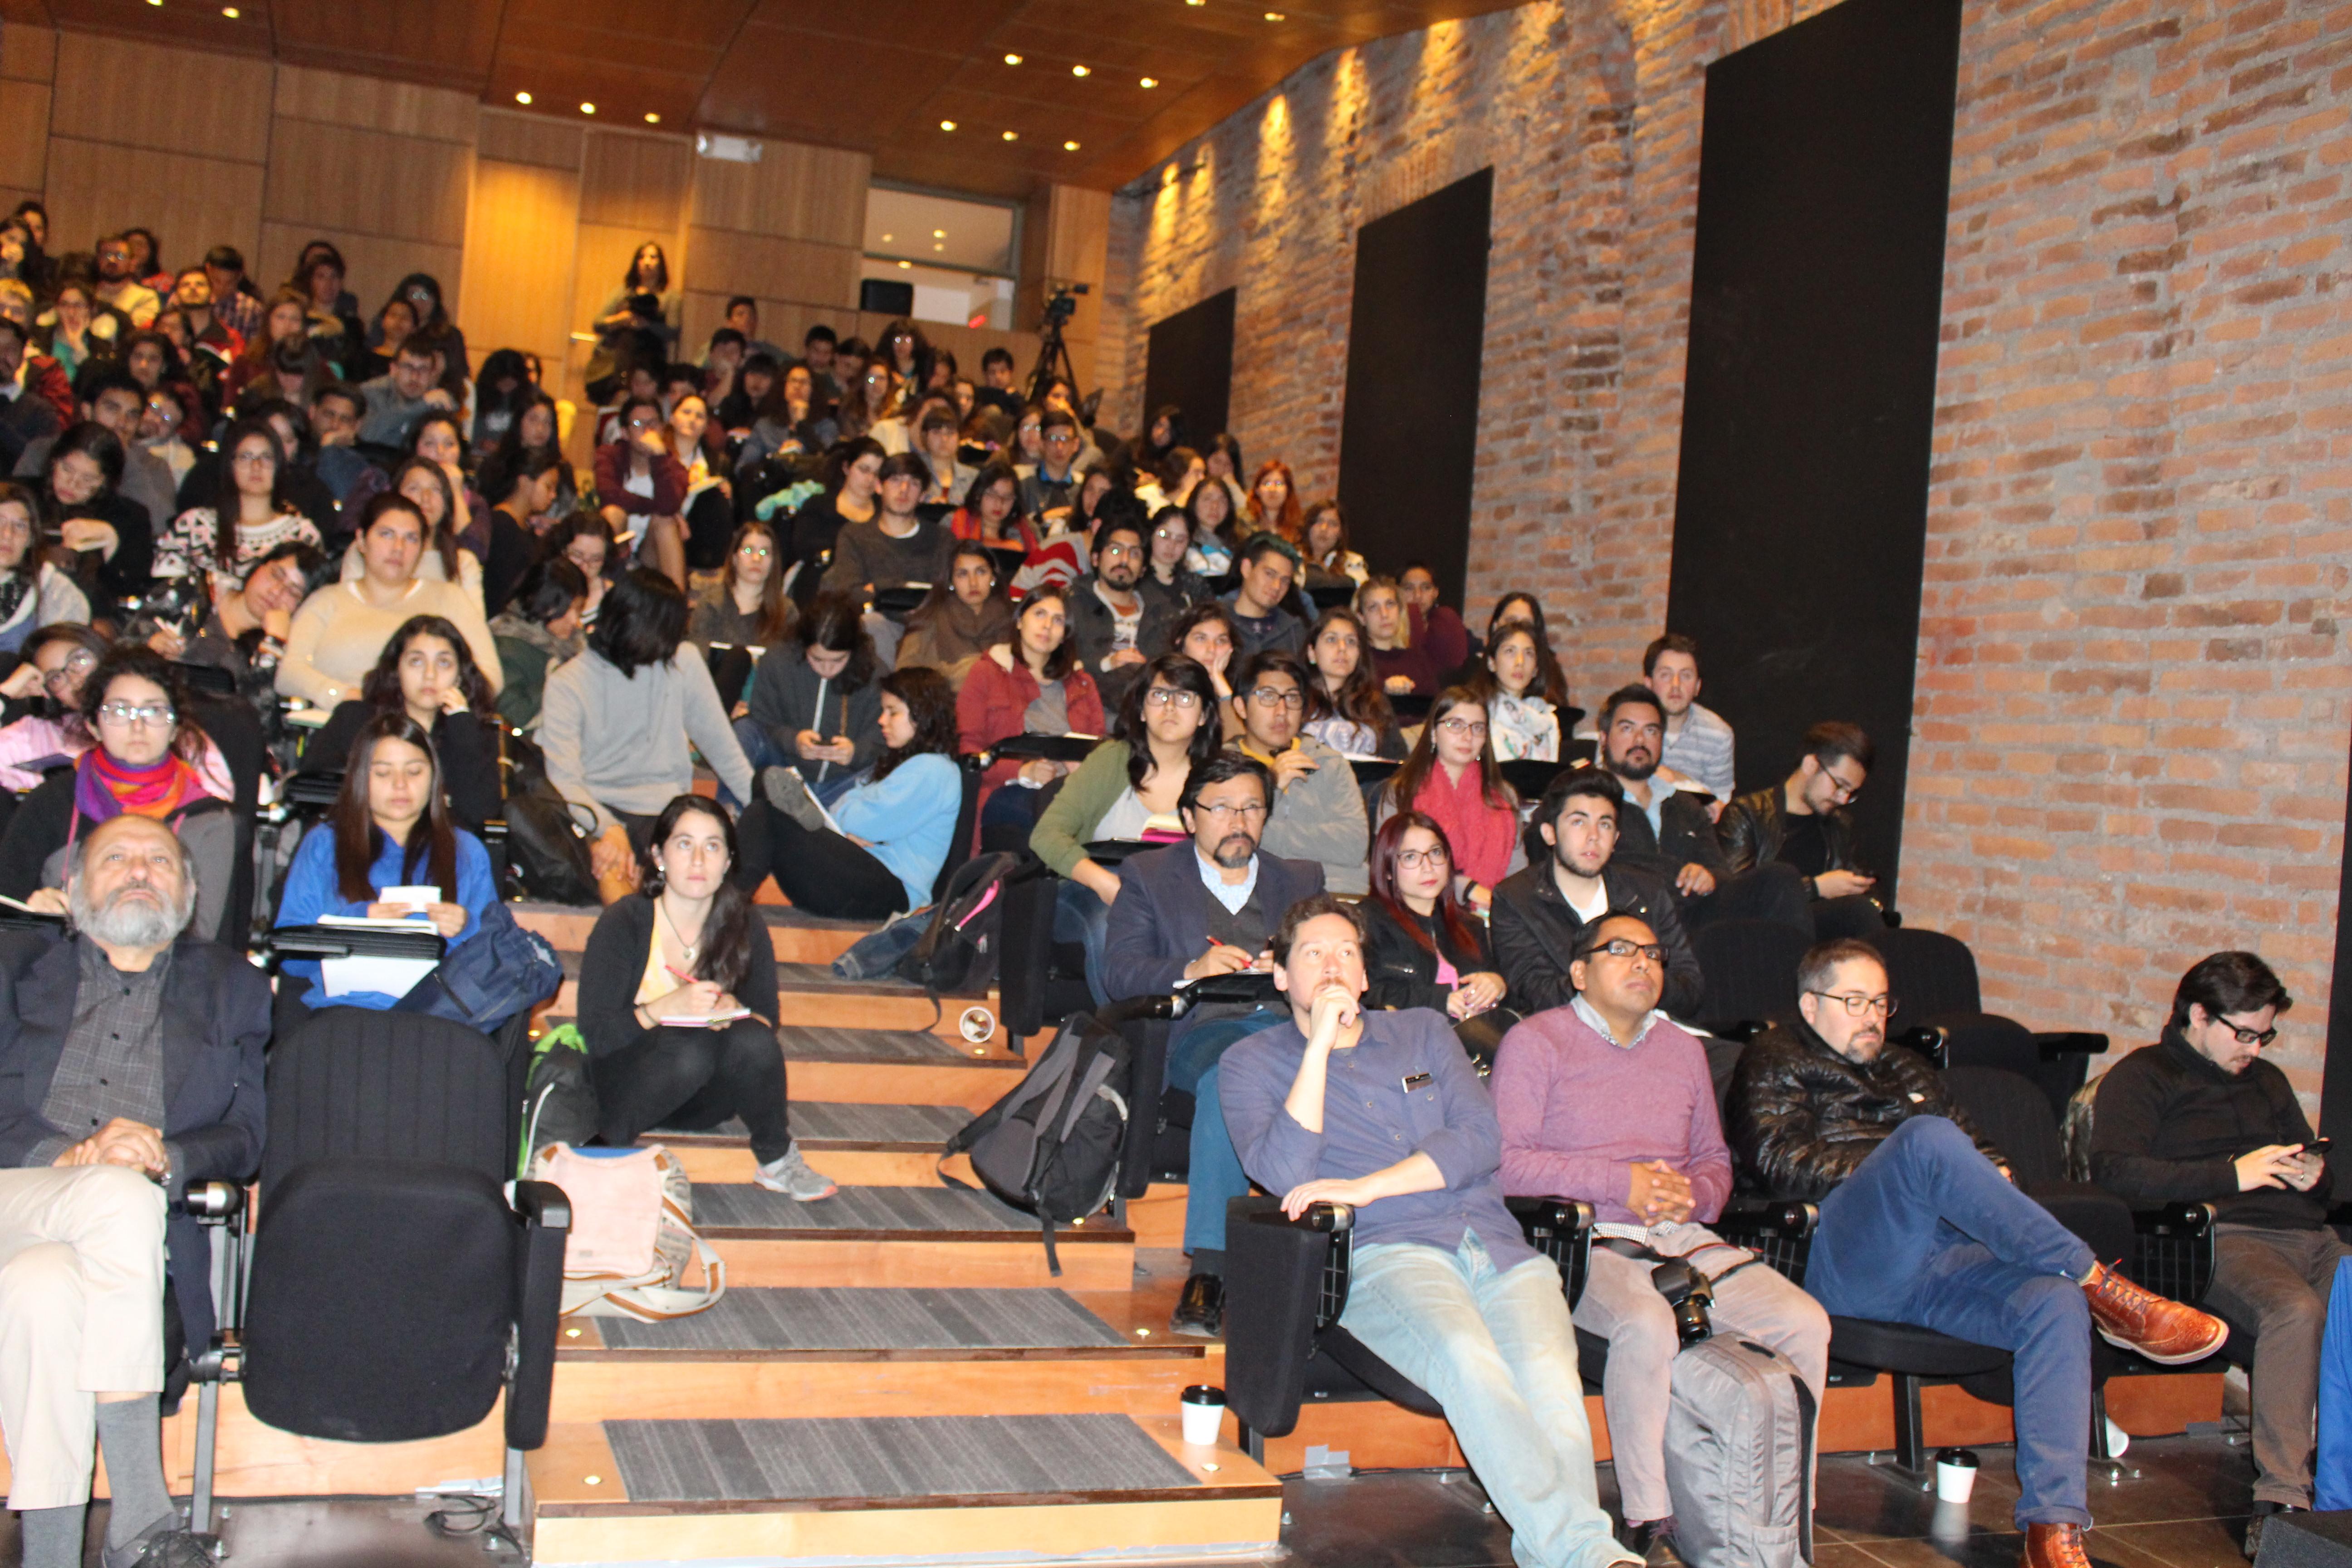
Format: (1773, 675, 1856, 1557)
(1180, 1384, 1226, 1447)
(1934, 1447, 1978, 1503)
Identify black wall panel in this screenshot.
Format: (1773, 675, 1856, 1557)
(1662, 0, 1963, 902)
(1338, 169, 1492, 608)
(1142, 288, 1236, 455)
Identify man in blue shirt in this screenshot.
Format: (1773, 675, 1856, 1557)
(1222, 894, 1637, 1568)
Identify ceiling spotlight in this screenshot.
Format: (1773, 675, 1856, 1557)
(1002, 129, 1019, 140)
(579, 102, 596, 114)
(882, 233, 894, 242)
(514, 90, 532, 104)
(897, 260, 912, 269)
(1071, 64, 1089, 76)
(933, 243, 944, 251)
(1264, 9, 1285, 17)
(1064, 139, 1081, 150)
(220, 6, 238, 15)
(1140, 76, 1158, 88)
(939, 119, 956, 131)
(932, 228, 945, 238)
(643, 111, 660, 123)
(1004, 52, 1021, 64)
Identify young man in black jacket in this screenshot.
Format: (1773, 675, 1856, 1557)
(2088, 952, 2330, 1555)
(1714, 720, 1884, 938)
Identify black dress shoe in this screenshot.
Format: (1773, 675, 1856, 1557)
(2245, 1500, 2306, 1560)
(1170, 1272, 1224, 1338)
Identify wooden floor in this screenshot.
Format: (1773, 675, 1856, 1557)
(125, 898, 2224, 1567)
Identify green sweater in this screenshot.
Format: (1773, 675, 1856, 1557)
(1030, 741, 1137, 878)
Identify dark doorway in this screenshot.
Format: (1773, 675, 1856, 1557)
(1661, 0, 1964, 903)
(1143, 289, 1236, 458)
(1338, 169, 1492, 609)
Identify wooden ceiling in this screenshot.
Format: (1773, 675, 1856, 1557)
(0, 0, 1521, 197)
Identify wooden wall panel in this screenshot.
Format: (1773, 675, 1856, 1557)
(577, 132, 690, 234)
(43, 137, 262, 272)
(683, 227, 854, 313)
(0, 20, 59, 83)
(476, 110, 581, 172)
(272, 62, 475, 142)
(49, 32, 272, 161)
(688, 142, 867, 247)
(853, 314, 1041, 388)
(256, 223, 462, 319)
(459, 157, 581, 386)
(0, 80, 49, 194)
(263, 121, 472, 246)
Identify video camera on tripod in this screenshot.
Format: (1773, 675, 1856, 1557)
(1026, 279, 1099, 421)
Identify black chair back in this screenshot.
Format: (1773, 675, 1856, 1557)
(1870, 926, 1983, 1029)
(1693, 919, 1811, 1033)
(931, 755, 987, 903)
(260, 1008, 514, 1205)
(1939, 1066, 2066, 1188)
(190, 692, 263, 944)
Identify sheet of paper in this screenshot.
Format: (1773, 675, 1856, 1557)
(381, 885, 441, 906)
(662, 1007, 754, 1028)
(318, 913, 436, 931)
(320, 955, 441, 998)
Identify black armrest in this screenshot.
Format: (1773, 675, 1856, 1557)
(261, 923, 448, 962)
(1081, 838, 1150, 865)
(0, 906, 65, 934)
(994, 733, 1103, 764)
(1226, 1196, 1348, 1442)
(2132, 1201, 2215, 1236)
(1507, 1196, 1595, 1306)
(1717, 1196, 1820, 1237)
(1245, 1200, 1354, 1233)
(1348, 757, 1402, 787)
(506, 1179, 570, 1452)
(871, 584, 930, 617)
(1701, 1019, 1769, 1044)
(282, 770, 342, 809)
(187, 1180, 243, 1223)
(1497, 759, 1569, 802)
(1898, 1024, 1948, 1069)
(1172, 970, 1279, 1014)
(2035, 1031, 2110, 1058)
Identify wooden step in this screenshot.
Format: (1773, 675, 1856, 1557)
(664, 1102, 965, 1185)
(510, 900, 870, 965)
(525, 1415, 1282, 1567)
(537, 964, 1006, 1044)
(692, 1183, 1134, 1290)
(781, 1026, 1028, 1111)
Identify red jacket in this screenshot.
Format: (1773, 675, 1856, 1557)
(593, 441, 689, 518)
(956, 647, 1106, 831)
(22, 355, 72, 426)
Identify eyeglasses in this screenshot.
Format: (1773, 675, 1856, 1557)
(41, 651, 94, 691)
(1194, 799, 1268, 821)
(625, 415, 660, 430)
(1100, 543, 1140, 560)
(1396, 847, 1450, 872)
(1043, 430, 1081, 446)
(1809, 990, 1897, 1019)
(1144, 687, 1202, 710)
(2217, 1021, 2281, 1048)
(1581, 938, 1666, 965)
(231, 450, 274, 467)
(1819, 769, 1864, 803)
(1438, 717, 1489, 736)
(1152, 526, 1187, 542)
(1247, 686, 1305, 709)
(96, 701, 175, 729)
(738, 544, 773, 559)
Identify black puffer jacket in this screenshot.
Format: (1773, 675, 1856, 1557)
(1716, 786, 1862, 880)
(1725, 1018, 2004, 1200)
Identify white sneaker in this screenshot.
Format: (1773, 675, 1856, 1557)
(755, 1144, 838, 1201)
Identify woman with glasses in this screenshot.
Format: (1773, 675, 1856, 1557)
(689, 521, 795, 652)
(1031, 653, 1223, 1003)
(156, 418, 323, 588)
(0, 646, 238, 941)
(1138, 506, 1209, 613)
(0, 481, 88, 656)
(1362, 810, 1516, 1063)
(1377, 686, 1522, 909)
(897, 542, 1012, 691)
(593, 393, 691, 590)
(0, 624, 108, 795)
(957, 585, 1106, 848)
(36, 281, 110, 383)
(39, 421, 157, 605)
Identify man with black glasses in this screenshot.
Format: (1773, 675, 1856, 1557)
(1067, 510, 1174, 711)
(1715, 721, 1883, 937)
(2089, 952, 2331, 1557)
(1226, 650, 1367, 893)
(1727, 939, 2230, 1568)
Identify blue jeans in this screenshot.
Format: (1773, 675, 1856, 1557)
(1807, 1115, 2097, 1528)
(1168, 1009, 1284, 1260)
(1051, 879, 1113, 1008)
(1344, 1233, 1635, 1568)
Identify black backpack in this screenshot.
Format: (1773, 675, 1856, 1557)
(940, 1012, 1130, 1275)
(894, 851, 1022, 998)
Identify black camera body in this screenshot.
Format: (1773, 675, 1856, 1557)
(1649, 1258, 1716, 1346)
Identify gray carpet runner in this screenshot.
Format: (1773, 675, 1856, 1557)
(776, 1025, 983, 1063)
(694, 1183, 1042, 1232)
(593, 1287, 1127, 1352)
(604, 1414, 1198, 1502)
(776, 961, 920, 992)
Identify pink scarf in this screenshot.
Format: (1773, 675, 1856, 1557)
(1414, 761, 1516, 890)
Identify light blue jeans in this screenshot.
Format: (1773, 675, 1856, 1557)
(1343, 1232, 1638, 1568)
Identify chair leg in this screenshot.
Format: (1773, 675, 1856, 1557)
(501, 1446, 530, 1542)
(192, 1380, 220, 1541)
(1239, 1421, 1265, 1466)
(1866, 1375, 1933, 1488)
(2087, 1387, 2141, 1484)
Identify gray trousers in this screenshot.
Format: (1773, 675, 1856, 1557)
(2205, 1222, 2350, 1507)
(1569, 1222, 1831, 1525)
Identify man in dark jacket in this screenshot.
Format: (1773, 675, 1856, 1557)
(1066, 510, 1174, 713)
(0, 814, 269, 1568)
(1715, 720, 1883, 937)
(1726, 938, 2229, 1568)
(1490, 769, 1701, 1019)
(1592, 686, 1731, 919)
(2089, 952, 2329, 1553)
(1102, 752, 1325, 1337)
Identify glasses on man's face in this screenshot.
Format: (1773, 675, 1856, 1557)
(97, 701, 175, 729)
(1396, 847, 1450, 872)
(2219, 1021, 2281, 1048)
(1100, 543, 1140, 561)
(1438, 717, 1489, 737)
(1248, 686, 1305, 710)
(1822, 770, 1863, 804)
(1582, 938, 1666, 966)
(626, 415, 660, 431)
(1143, 687, 1201, 711)
(1195, 799, 1268, 821)
(1044, 430, 1080, 446)
(1810, 990, 1896, 1019)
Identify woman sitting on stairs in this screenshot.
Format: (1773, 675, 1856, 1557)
(578, 793, 835, 1201)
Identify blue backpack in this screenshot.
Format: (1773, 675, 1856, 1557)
(393, 901, 564, 1034)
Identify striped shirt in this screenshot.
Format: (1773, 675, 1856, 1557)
(1661, 701, 1735, 802)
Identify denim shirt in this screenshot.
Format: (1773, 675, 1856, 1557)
(1220, 1007, 1538, 1269)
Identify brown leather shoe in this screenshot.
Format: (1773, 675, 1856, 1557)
(2023, 1522, 2093, 1568)
(2080, 1260, 2228, 1363)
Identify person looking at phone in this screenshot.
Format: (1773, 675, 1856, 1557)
(1715, 720, 1885, 939)
(2088, 951, 2331, 1556)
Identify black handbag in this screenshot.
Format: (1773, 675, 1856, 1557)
(499, 732, 600, 904)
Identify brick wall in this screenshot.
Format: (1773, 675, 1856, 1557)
(1103, 0, 2352, 1102)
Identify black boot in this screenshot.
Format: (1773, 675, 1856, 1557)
(1170, 1272, 1224, 1338)
(2245, 1500, 2306, 1561)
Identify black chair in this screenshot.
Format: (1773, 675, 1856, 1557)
(1223, 1195, 1598, 1464)
(1692, 919, 1812, 1038)
(1868, 927, 2108, 1123)
(190, 1009, 568, 1543)
(1497, 758, 1570, 805)
(930, 753, 987, 903)
(992, 733, 1104, 766)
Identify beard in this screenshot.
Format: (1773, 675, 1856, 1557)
(1100, 559, 1139, 589)
(72, 877, 193, 950)
(1610, 746, 1659, 782)
(1212, 833, 1257, 868)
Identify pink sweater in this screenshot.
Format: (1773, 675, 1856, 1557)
(1490, 1004, 1733, 1226)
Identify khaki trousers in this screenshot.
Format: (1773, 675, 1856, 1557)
(0, 1164, 167, 1509)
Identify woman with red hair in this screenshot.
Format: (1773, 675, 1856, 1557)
(1361, 809, 1518, 1061)
(1244, 459, 1302, 544)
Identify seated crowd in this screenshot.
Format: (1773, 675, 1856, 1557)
(0, 202, 2325, 1568)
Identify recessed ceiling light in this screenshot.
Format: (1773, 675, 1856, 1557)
(1003, 52, 1021, 64)
(579, 102, 596, 114)
(643, 111, 660, 123)
(882, 233, 894, 242)
(939, 119, 956, 131)
(514, 90, 532, 104)
(897, 260, 911, 270)
(1140, 77, 1158, 88)
(932, 229, 946, 238)
(1002, 129, 1019, 140)
(1064, 139, 1081, 150)
(1071, 64, 1089, 77)
(1264, 9, 1285, 17)
(933, 243, 944, 251)
(220, 6, 238, 16)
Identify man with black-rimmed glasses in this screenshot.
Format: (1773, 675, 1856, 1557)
(1715, 720, 1884, 938)
(2089, 952, 2331, 1557)
(1727, 939, 2230, 1568)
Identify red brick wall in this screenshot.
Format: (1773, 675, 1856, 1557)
(1103, 0, 2352, 1101)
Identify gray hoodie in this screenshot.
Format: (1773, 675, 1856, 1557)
(539, 647, 752, 834)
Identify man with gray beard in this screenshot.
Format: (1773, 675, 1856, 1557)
(0, 814, 268, 1568)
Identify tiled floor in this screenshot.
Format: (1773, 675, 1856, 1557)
(2, 1429, 2264, 1566)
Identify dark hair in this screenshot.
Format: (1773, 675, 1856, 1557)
(1573, 911, 1662, 965)
(1599, 682, 1666, 731)
(1007, 585, 1080, 684)
(1184, 470, 1236, 542)
(1391, 685, 1511, 814)
(240, 396, 314, 464)
(1303, 608, 1395, 739)
(639, 795, 757, 993)
(384, 456, 464, 578)
(1231, 648, 1309, 715)
(487, 444, 566, 505)
(590, 567, 689, 677)
(331, 711, 456, 906)
(706, 328, 745, 354)
(918, 406, 959, 438)
(203, 244, 245, 274)
(1795, 937, 1886, 1000)
(48, 421, 124, 492)
(1178, 749, 1270, 818)
(211, 418, 294, 570)
(960, 456, 1023, 516)
(799, 591, 880, 686)
(1269, 891, 1367, 966)
(1368, 810, 1482, 964)
(980, 346, 1013, 371)
(1092, 510, 1147, 560)
(1804, 720, 1875, 775)
(0, 318, 24, 352)
(508, 556, 588, 625)
(804, 323, 837, 348)
(1485, 597, 1572, 709)
(1300, 497, 1348, 563)
(1170, 598, 1238, 662)
(823, 436, 888, 494)
(390, 273, 449, 334)
(719, 520, 795, 646)
(906, 542, 1006, 635)
(876, 449, 932, 492)
(1236, 531, 1300, 573)
(393, 336, 436, 365)
(870, 666, 957, 783)
(544, 511, 615, 583)
(27, 622, 110, 667)
(1643, 632, 1701, 678)
(75, 364, 143, 410)
(310, 379, 363, 418)
(2170, 952, 2293, 1031)
(358, 613, 495, 720)
(1038, 406, 1079, 436)
(1538, 764, 1625, 828)
(80, 645, 205, 766)
(1143, 403, 1185, 458)
(1113, 652, 1221, 794)
(123, 226, 161, 272)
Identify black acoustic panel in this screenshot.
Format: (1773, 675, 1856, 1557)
(1338, 170, 1492, 608)
(2325, 729, 2352, 1184)
(1142, 288, 1235, 451)
(859, 279, 914, 316)
(1663, 0, 1963, 903)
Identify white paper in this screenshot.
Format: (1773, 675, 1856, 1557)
(662, 1008, 753, 1028)
(318, 913, 436, 931)
(381, 885, 440, 907)
(320, 954, 440, 998)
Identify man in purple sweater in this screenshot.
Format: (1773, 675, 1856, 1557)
(1493, 912, 1828, 1565)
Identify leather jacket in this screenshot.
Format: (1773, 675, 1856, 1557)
(1489, 860, 1702, 1019)
(1725, 1018, 2003, 1201)
(1716, 785, 1862, 882)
